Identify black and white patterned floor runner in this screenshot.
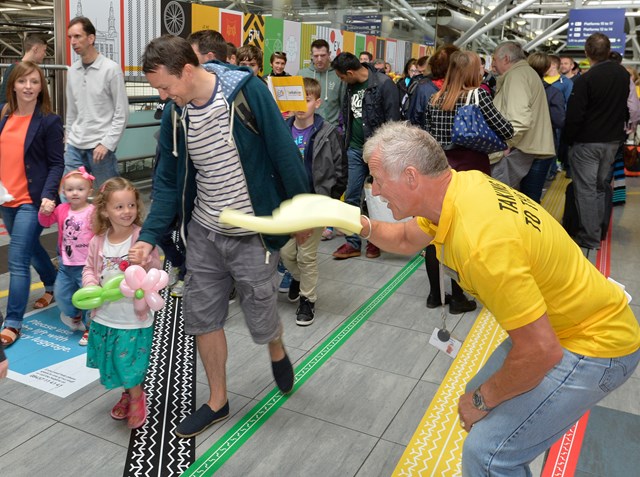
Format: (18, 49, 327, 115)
(123, 259, 196, 477)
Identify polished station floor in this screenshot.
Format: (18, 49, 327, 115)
(0, 177, 638, 477)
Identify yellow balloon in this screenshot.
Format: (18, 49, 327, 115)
(219, 194, 362, 236)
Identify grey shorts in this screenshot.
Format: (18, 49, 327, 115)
(183, 220, 282, 344)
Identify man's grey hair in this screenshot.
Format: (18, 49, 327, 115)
(494, 41, 526, 63)
(363, 122, 450, 179)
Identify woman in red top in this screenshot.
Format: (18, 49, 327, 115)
(0, 61, 64, 346)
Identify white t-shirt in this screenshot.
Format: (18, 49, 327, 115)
(92, 235, 153, 330)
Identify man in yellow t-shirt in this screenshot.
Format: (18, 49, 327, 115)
(356, 122, 640, 476)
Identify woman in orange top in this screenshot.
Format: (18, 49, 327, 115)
(0, 61, 64, 346)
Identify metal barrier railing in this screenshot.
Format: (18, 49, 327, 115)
(1, 64, 159, 185)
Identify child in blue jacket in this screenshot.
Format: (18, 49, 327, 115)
(281, 77, 347, 325)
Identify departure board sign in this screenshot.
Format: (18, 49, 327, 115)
(344, 15, 382, 36)
(567, 8, 625, 54)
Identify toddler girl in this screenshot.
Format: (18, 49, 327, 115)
(83, 177, 160, 429)
(39, 167, 95, 345)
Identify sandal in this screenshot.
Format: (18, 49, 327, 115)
(128, 391, 148, 429)
(321, 227, 334, 241)
(79, 330, 89, 346)
(33, 292, 54, 309)
(111, 392, 130, 420)
(0, 327, 21, 347)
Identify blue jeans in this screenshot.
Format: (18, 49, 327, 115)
(64, 144, 119, 190)
(1, 204, 57, 329)
(462, 339, 640, 476)
(344, 147, 369, 250)
(520, 157, 554, 203)
(54, 261, 86, 323)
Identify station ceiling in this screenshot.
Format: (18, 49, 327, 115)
(2, 0, 640, 59)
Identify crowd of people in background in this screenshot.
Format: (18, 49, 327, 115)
(0, 19, 639, 473)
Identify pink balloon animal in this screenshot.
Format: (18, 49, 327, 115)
(119, 265, 169, 315)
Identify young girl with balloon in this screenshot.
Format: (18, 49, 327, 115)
(82, 177, 161, 429)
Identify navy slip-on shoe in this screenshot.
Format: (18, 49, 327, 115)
(175, 401, 230, 438)
(272, 354, 294, 394)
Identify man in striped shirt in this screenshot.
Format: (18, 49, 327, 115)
(131, 35, 309, 439)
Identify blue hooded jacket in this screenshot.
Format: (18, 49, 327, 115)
(139, 61, 309, 252)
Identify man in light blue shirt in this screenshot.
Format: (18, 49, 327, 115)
(65, 16, 129, 188)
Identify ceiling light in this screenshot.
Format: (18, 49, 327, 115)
(521, 13, 565, 19)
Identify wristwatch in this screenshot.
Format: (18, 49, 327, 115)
(472, 387, 494, 412)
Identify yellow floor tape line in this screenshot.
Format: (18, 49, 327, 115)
(393, 309, 507, 477)
(392, 173, 570, 476)
(541, 171, 571, 222)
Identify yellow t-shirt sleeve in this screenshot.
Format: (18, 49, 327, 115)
(416, 216, 438, 239)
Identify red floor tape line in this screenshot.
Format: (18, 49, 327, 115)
(541, 212, 613, 477)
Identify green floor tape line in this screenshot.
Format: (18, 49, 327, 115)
(182, 253, 424, 476)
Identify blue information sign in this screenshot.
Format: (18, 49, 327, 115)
(344, 14, 382, 36)
(567, 8, 625, 54)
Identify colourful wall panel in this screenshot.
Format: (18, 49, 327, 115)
(366, 35, 376, 56)
(300, 23, 317, 69)
(355, 34, 366, 56)
(375, 38, 386, 60)
(283, 20, 301, 74)
(343, 31, 355, 57)
(243, 13, 265, 48)
(264, 17, 284, 76)
(412, 43, 421, 59)
(220, 9, 242, 47)
(192, 4, 218, 32)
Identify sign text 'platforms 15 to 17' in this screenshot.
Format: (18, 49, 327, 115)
(567, 8, 626, 54)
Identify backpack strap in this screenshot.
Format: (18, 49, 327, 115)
(233, 90, 260, 135)
(464, 88, 480, 106)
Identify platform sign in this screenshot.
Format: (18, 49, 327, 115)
(5, 306, 99, 397)
(344, 14, 382, 36)
(567, 8, 625, 54)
